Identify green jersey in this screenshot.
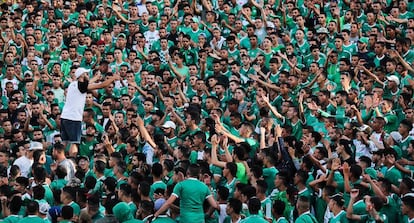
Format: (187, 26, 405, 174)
(295, 212, 318, 223)
(381, 194, 401, 223)
(240, 214, 268, 223)
(276, 217, 289, 223)
(385, 165, 402, 187)
(150, 181, 167, 200)
(17, 215, 45, 223)
(263, 166, 278, 195)
(329, 210, 349, 223)
(151, 215, 176, 223)
(261, 197, 272, 219)
(360, 213, 388, 223)
(3, 215, 21, 223)
(68, 201, 81, 216)
(172, 178, 212, 223)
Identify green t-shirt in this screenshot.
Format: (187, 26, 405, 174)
(224, 178, 239, 199)
(381, 194, 401, 223)
(172, 178, 212, 223)
(79, 138, 99, 158)
(150, 181, 167, 200)
(263, 166, 278, 195)
(240, 214, 268, 223)
(3, 215, 21, 223)
(383, 112, 399, 133)
(349, 199, 367, 223)
(50, 178, 68, 192)
(151, 216, 177, 223)
(295, 212, 318, 223)
(69, 201, 81, 216)
(329, 210, 349, 223)
(235, 162, 248, 184)
(385, 165, 402, 187)
(360, 213, 388, 223)
(17, 215, 45, 223)
(275, 217, 289, 223)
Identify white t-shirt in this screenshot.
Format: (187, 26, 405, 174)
(13, 156, 33, 177)
(218, 204, 227, 223)
(1, 77, 19, 96)
(144, 30, 159, 51)
(61, 81, 86, 121)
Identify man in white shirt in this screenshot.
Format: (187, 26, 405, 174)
(60, 67, 118, 156)
(13, 141, 43, 177)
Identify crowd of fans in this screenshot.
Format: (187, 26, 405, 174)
(0, 0, 414, 222)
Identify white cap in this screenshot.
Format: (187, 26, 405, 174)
(389, 131, 402, 143)
(29, 141, 43, 151)
(74, 67, 90, 79)
(386, 75, 400, 85)
(39, 202, 51, 215)
(162, 121, 176, 130)
(317, 27, 329, 34)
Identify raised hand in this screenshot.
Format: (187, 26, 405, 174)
(211, 134, 220, 147)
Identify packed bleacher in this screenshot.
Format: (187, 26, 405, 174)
(0, 0, 414, 222)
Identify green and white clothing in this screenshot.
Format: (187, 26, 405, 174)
(224, 178, 238, 199)
(240, 214, 268, 223)
(381, 194, 401, 223)
(151, 215, 176, 223)
(3, 215, 21, 223)
(263, 166, 278, 195)
(275, 217, 289, 223)
(260, 197, 272, 219)
(172, 178, 212, 223)
(295, 211, 318, 223)
(150, 181, 167, 201)
(329, 210, 348, 223)
(350, 199, 367, 223)
(360, 213, 388, 223)
(68, 201, 81, 216)
(384, 165, 402, 187)
(16, 215, 45, 223)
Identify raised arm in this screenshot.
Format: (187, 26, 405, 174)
(215, 123, 244, 144)
(136, 116, 157, 148)
(88, 73, 119, 90)
(262, 94, 284, 121)
(210, 134, 226, 168)
(346, 190, 363, 220)
(168, 60, 185, 83)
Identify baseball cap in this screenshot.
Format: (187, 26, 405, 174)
(74, 67, 90, 79)
(29, 141, 43, 151)
(48, 206, 62, 219)
(154, 198, 166, 211)
(192, 17, 199, 23)
(97, 40, 105, 45)
(317, 27, 329, 34)
(77, 155, 90, 163)
(39, 202, 51, 215)
(162, 121, 176, 130)
(389, 131, 402, 143)
(358, 37, 369, 45)
(357, 124, 372, 135)
(117, 33, 126, 39)
(386, 75, 400, 85)
(280, 30, 290, 36)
